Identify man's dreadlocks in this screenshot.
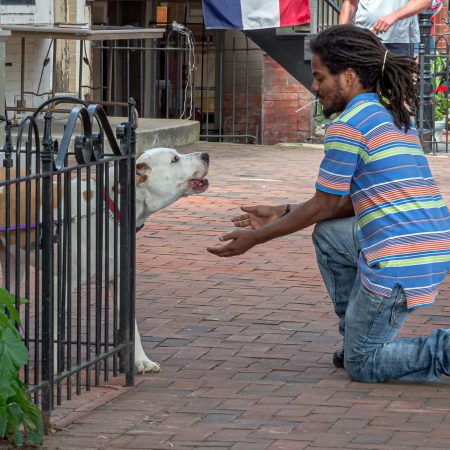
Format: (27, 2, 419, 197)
(310, 25, 418, 131)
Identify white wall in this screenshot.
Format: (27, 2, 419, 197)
(1, 0, 53, 110)
(0, 0, 52, 24)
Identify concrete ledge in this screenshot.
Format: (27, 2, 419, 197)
(104, 117, 200, 156)
(132, 118, 200, 156)
(10, 116, 200, 159)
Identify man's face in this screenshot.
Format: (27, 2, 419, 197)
(311, 54, 348, 117)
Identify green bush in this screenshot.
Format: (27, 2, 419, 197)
(432, 53, 449, 122)
(0, 288, 43, 447)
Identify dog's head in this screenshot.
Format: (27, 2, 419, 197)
(135, 147, 209, 214)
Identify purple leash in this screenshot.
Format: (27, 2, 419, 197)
(0, 223, 38, 232)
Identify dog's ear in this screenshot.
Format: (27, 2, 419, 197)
(136, 162, 150, 185)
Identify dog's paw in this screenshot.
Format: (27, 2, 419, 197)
(135, 355, 160, 374)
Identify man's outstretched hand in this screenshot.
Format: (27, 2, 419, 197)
(207, 229, 258, 257)
(207, 204, 286, 257)
(231, 205, 283, 230)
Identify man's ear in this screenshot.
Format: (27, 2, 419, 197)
(136, 162, 150, 185)
(343, 67, 358, 86)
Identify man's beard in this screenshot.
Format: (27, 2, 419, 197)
(321, 79, 347, 117)
(322, 92, 347, 117)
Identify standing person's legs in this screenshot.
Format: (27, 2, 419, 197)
(344, 279, 450, 382)
(384, 43, 413, 57)
(312, 217, 359, 347)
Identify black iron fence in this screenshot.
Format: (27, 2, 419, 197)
(0, 97, 137, 425)
(420, 13, 450, 154)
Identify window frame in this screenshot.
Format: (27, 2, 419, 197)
(0, 0, 36, 5)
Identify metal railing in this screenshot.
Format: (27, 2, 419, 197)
(417, 11, 450, 154)
(90, 29, 262, 144)
(0, 97, 137, 425)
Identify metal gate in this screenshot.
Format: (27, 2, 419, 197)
(0, 97, 137, 425)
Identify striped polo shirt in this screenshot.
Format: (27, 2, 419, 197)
(316, 92, 450, 309)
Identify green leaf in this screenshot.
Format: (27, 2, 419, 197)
(0, 411, 7, 437)
(0, 288, 14, 306)
(27, 431, 44, 445)
(26, 430, 44, 446)
(0, 328, 29, 368)
(0, 382, 16, 399)
(12, 428, 23, 446)
(7, 402, 24, 423)
(0, 290, 43, 447)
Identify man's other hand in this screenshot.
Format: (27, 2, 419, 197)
(207, 229, 258, 257)
(231, 205, 284, 230)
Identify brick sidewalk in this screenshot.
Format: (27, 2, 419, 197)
(44, 143, 450, 450)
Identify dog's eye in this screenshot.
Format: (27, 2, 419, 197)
(171, 155, 180, 164)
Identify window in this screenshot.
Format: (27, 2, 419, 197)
(0, 0, 36, 5)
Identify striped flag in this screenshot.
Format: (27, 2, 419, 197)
(202, 0, 310, 30)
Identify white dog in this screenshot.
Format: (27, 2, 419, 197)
(0, 147, 209, 374)
(126, 147, 209, 372)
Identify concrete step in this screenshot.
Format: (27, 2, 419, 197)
(8, 116, 200, 161)
(106, 117, 200, 156)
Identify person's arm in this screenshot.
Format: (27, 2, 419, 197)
(230, 195, 354, 231)
(207, 190, 352, 257)
(340, 0, 359, 25)
(372, 0, 432, 34)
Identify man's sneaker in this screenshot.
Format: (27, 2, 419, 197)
(333, 349, 345, 368)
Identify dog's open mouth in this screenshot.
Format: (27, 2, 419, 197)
(188, 178, 209, 192)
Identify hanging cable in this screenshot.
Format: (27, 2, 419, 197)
(172, 21, 196, 120)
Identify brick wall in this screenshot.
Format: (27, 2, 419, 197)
(261, 55, 314, 145)
(222, 30, 264, 143)
(433, 4, 449, 40)
(221, 30, 314, 145)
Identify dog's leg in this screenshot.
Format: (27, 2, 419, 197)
(134, 319, 160, 373)
(108, 280, 160, 373)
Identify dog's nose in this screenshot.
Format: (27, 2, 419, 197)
(201, 152, 209, 164)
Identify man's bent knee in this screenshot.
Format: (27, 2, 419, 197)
(344, 356, 377, 383)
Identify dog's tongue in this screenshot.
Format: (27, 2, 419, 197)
(192, 179, 204, 188)
(189, 178, 209, 191)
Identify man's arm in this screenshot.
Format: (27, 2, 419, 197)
(207, 190, 353, 257)
(340, 0, 359, 25)
(372, 0, 432, 34)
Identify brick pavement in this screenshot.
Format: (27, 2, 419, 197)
(44, 142, 450, 450)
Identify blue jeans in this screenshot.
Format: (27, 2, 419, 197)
(312, 217, 450, 382)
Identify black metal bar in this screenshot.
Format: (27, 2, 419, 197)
(29, 343, 127, 392)
(113, 162, 119, 377)
(127, 99, 137, 387)
(3, 120, 13, 293)
(85, 167, 92, 391)
(40, 111, 55, 426)
(117, 118, 133, 382)
(64, 169, 72, 400)
(417, 9, 434, 153)
(95, 158, 104, 387)
(104, 162, 110, 381)
(76, 168, 82, 396)
(56, 171, 63, 406)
